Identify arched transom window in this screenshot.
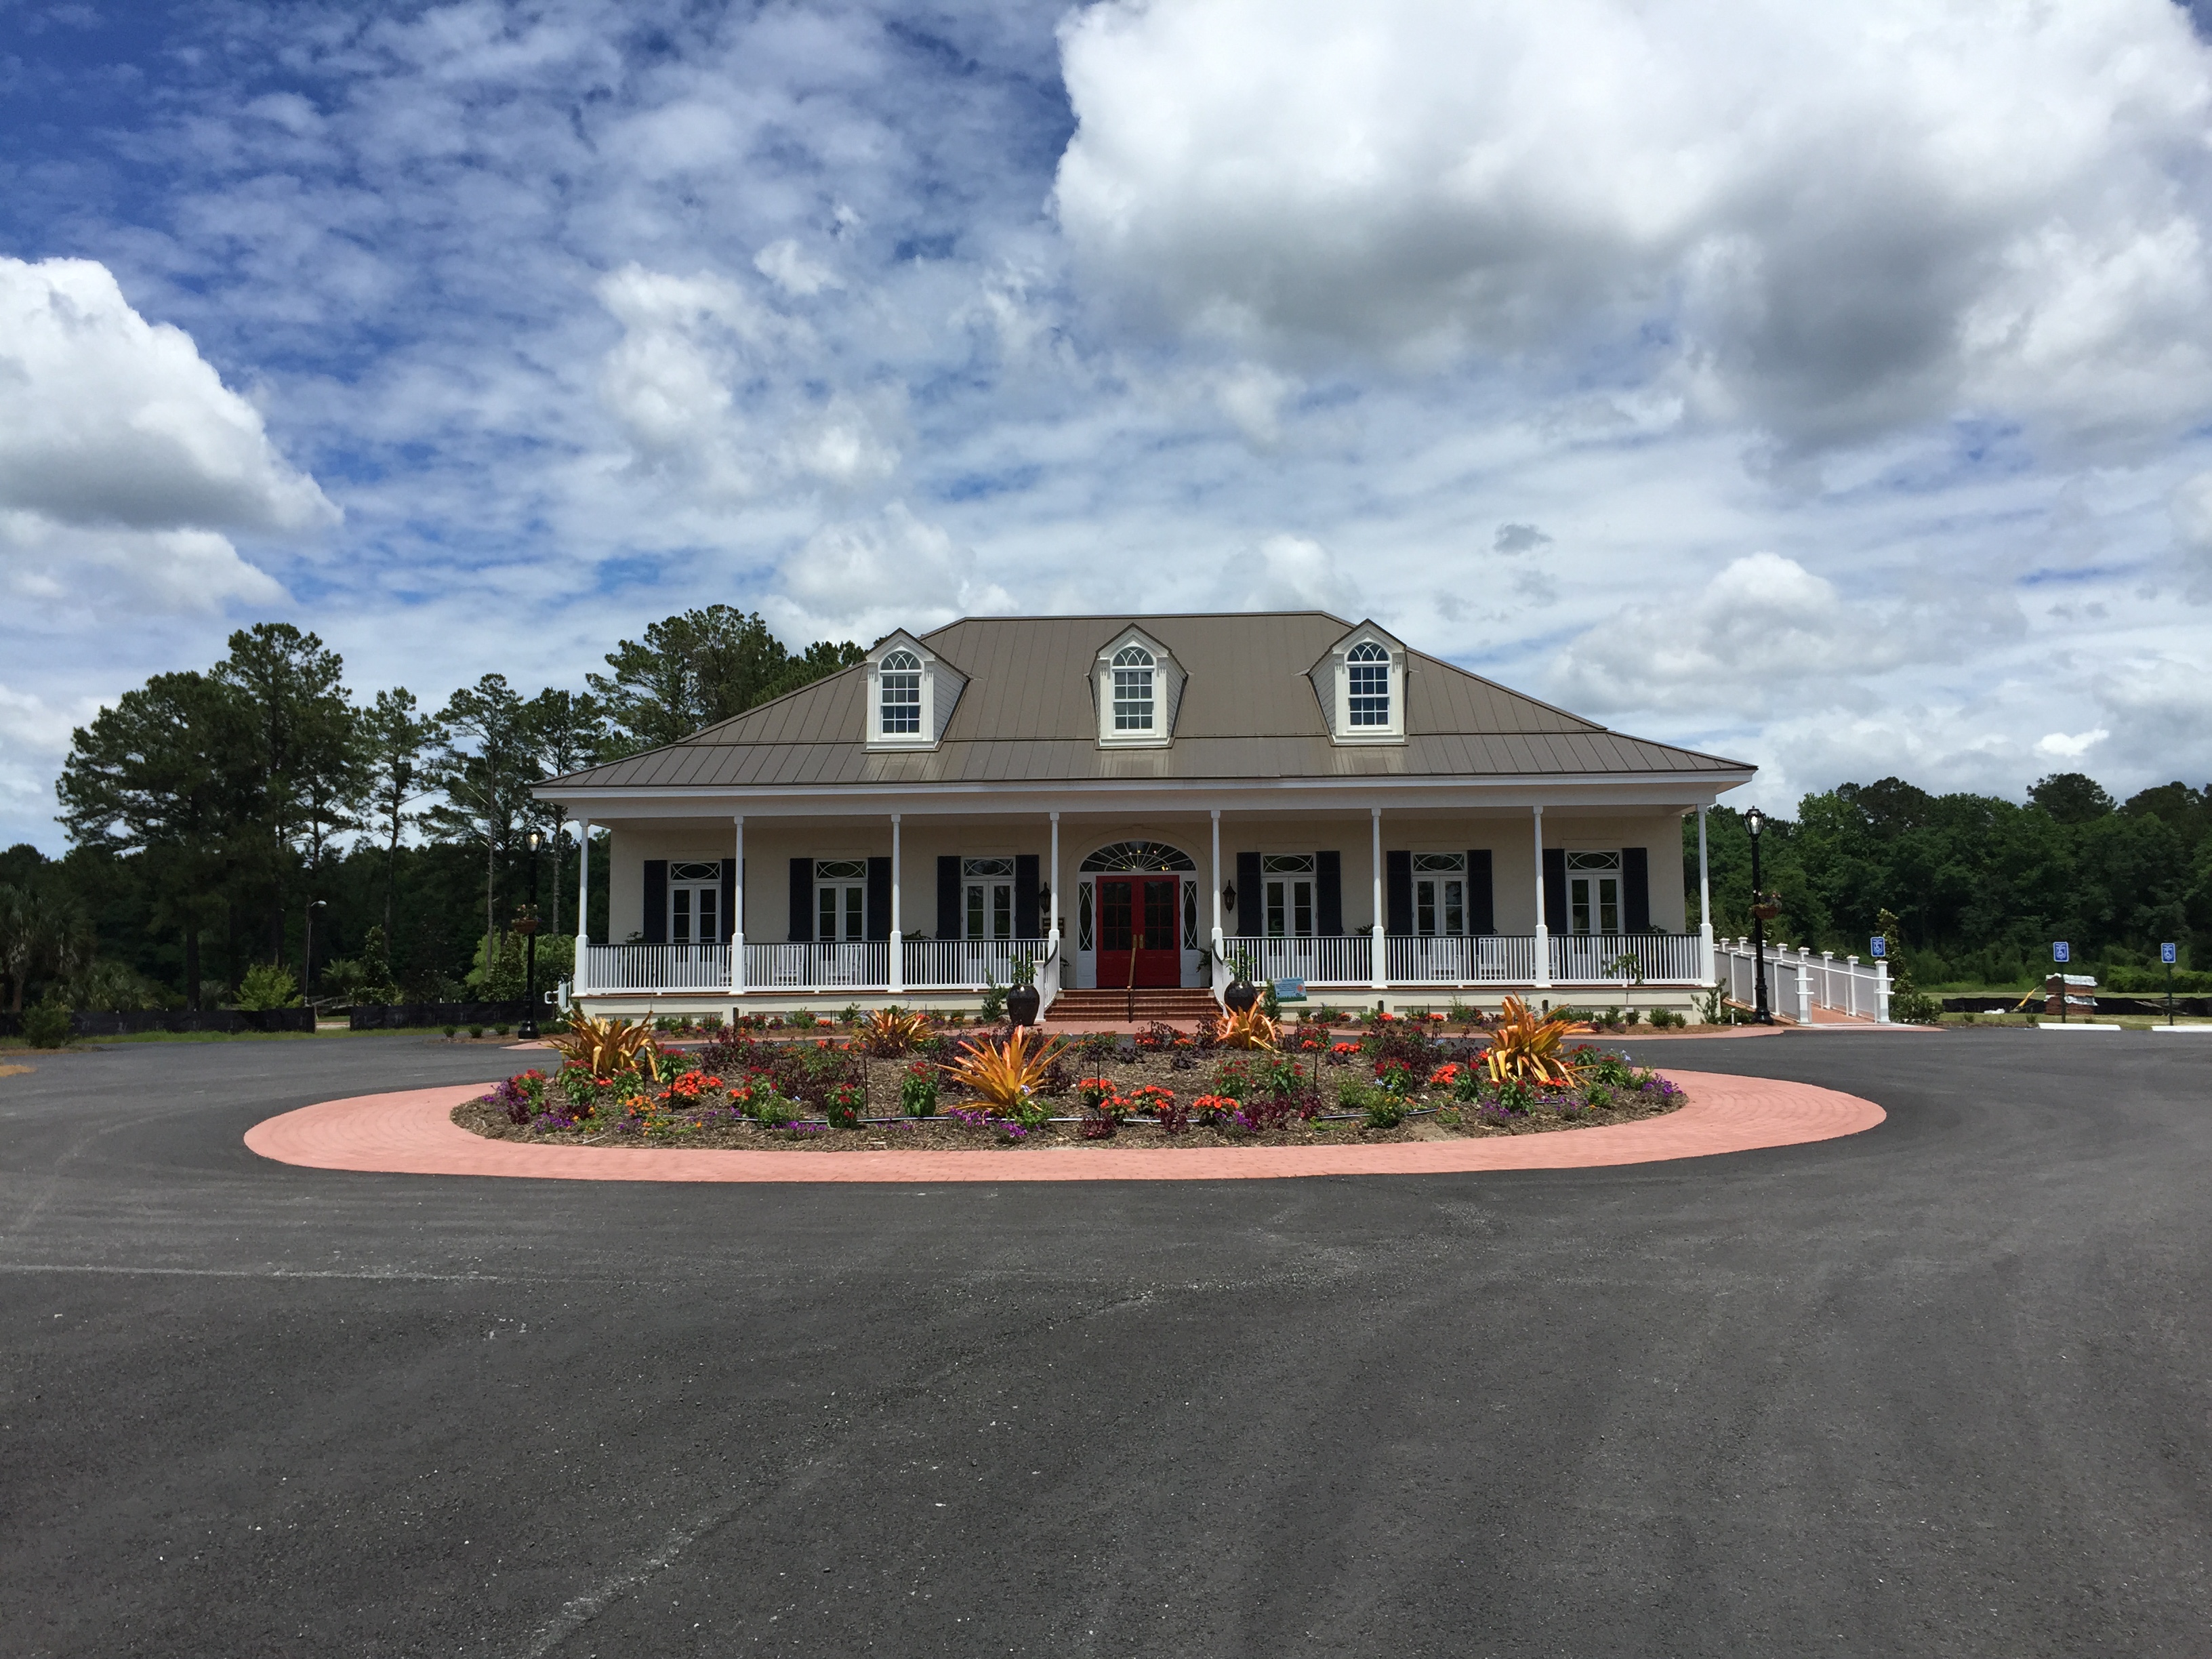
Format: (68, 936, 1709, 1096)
(1111, 645, 1155, 731)
(1347, 641, 1390, 727)
(880, 649, 922, 734)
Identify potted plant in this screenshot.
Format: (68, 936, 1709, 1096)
(1223, 947, 1260, 1015)
(1006, 954, 1041, 1029)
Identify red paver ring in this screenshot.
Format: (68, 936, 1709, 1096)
(244, 1069, 1883, 1183)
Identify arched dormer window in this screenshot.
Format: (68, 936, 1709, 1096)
(1347, 641, 1390, 727)
(865, 631, 966, 748)
(1308, 623, 1406, 743)
(880, 650, 922, 734)
(1111, 646, 1155, 731)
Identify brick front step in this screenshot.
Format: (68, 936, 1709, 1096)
(1048, 989, 1220, 1023)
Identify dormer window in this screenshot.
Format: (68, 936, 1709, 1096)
(1347, 642, 1390, 726)
(880, 650, 922, 733)
(865, 630, 966, 749)
(1092, 626, 1185, 748)
(1309, 622, 1407, 743)
(1112, 647, 1155, 731)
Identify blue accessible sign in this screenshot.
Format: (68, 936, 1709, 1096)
(1869, 937, 1885, 958)
(2053, 941, 2071, 964)
(2163, 943, 2179, 965)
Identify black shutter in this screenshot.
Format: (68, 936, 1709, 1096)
(1467, 849, 1494, 935)
(720, 859, 737, 942)
(642, 860, 668, 943)
(1385, 851, 1412, 936)
(1623, 847, 1651, 934)
(1316, 850, 1343, 935)
(866, 857, 892, 941)
(788, 858, 812, 943)
(1015, 854, 1040, 937)
(937, 855, 960, 939)
(1542, 848, 1568, 934)
(1235, 851, 1261, 935)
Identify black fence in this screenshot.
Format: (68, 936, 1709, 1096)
(348, 1001, 541, 1031)
(0, 1008, 317, 1038)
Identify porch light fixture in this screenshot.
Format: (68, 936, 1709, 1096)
(1221, 880, 1237, 912)
(1743, 808, 1771, 1025)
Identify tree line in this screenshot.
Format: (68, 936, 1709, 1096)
(0, 607, 863, 1012)
(1688, 773, 2212, 991)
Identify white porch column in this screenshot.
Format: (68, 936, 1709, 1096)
(1370, 806, 1386, 991)
(1048, 812, 1061, 989)
(1532, 804, 1551, 990)
(575, 819, 592, 996)
(890, 813, 904, 994)
(1696, 805, 1714, 985)
(1210, 810, 1223, 939)
(730, 815, 745, 996)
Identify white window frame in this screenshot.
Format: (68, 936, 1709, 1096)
(1565, 851, 1623, 937)
(1093, 628, 1183, 749)
(814, 857, 869, 943)
(668, 859, 722, 946)
(1313, 626, 1406, 744)
(866, 632, 962, 750)
(962, 856, 1016, 941)
(1410, 851, 1465, 938)
(878, 649, 922, 735)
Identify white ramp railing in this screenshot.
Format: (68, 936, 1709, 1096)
(1715, 938, 1890, 1023)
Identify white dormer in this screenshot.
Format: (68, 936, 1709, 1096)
(865, 630, 965, 750)
(1309, 621, 1407, 744)
(1090, 625, 1185, 748)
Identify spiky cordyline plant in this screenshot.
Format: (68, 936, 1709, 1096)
(548, 1009, 664, 1081)
(1482, 996, 1592, 1089)
(1209, 1005, 1279, 1050)
(940, 1025, 1067, 1111)
(863, 1006, 931, 1053)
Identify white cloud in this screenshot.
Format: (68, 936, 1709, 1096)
(0, 256, 334, 534)
(754, 238, 842, 298)
(1550, 552, 2022, 716)
(1056, 0, 2212, 454)
(0, 512, 284, 617)
(769, 503, 1015, 643)
(2036, 728, 2111, 760)
(1221, 533, 1351, 613)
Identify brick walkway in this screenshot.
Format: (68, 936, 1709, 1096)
(244, 1069, 1883, 1184)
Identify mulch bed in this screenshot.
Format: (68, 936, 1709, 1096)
(448, 1042, 1687, 1153)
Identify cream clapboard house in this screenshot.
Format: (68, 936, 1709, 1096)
(537, 613, 1753, 1019)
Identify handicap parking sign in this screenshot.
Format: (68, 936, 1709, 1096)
(1868, 937, 1885, 958)
(2053, 941, 2070, 963)
(2163, 942, 2179, 964)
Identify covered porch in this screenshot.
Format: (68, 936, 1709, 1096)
(565, 796, 1725, 1014)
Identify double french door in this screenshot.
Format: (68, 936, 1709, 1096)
(1095, 875, 1181, 988)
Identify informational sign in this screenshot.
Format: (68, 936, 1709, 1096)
(1868, 937, 1885, 958)
(2053, 941, 2070, 964)
(2163, 943, 2179, 965)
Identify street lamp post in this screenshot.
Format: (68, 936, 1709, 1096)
(1744, 807, 1773, 1025)
(517, 830, 543, 1040)
(304, 898, 328, 1012)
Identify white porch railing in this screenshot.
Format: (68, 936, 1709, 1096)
(903, 938, 1051, 991)
(1716, 937, 1889, 1023)
(1224, 935, 1375, 987)
(745, 941, 893, 992)
(1387, 934, 1542, 985)
(1549, 933, 1704, 985)
(583, 943, 731, 994)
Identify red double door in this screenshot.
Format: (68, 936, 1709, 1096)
(1097, 875, 1182, 989)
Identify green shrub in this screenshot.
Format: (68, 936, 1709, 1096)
(1363, 1092, 1409, 1130)
(469, 1024, 485, 1039)
(21, 1000, 75, 1048)
(443, 1023, 459, 1039)
(234, 962, 301, 1010)
(900, 1065, 939, 1117)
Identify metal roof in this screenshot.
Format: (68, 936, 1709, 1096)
(542, 612, 1753, 794)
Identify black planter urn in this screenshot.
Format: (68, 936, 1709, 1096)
(1223, 977, 1260, 1015)
(1007, 984, 1042, 1028)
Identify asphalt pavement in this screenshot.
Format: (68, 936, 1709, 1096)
(2, 1028, 2207, 1657)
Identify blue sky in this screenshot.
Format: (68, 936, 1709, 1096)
(7, 0, 2212, 851)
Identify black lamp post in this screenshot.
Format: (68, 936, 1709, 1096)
(304, 898, 327, 1011)
(516, 830, 543, 1040)
(1744, 807, 1773, 1025)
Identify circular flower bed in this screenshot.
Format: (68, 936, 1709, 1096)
(451, 1017, 1687, 1153)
